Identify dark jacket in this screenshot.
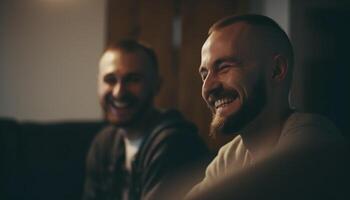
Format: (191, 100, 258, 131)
(82, 110, 209, 200)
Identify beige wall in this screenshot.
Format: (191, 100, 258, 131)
(0, 0, 105, 121)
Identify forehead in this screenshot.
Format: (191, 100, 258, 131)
(99, 49, 151, 75)
(201, 22, 254, 63)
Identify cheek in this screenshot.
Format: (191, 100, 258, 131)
(97, 83, 111, 99)
(240, 75, 264, 102)
(128, 82, 152, 98)
(130, 86, 142, 97)
(222, 72, 245, 92)
(221, 72, 251, 105)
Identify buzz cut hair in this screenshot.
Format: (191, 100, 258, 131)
(209, 14, 294, 68)
(106, 39, 159, 76)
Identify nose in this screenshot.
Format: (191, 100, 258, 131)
(112, 81, 126, 99)
(202, 72, 222, 101)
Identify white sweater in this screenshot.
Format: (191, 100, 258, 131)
(190, 112, 343, 194)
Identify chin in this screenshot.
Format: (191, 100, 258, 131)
(221, 116, 245, 134)
(107, 107, 148, 128)
(210, 109, 246, 138)
(106, 114, 132, 126)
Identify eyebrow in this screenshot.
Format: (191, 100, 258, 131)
(102, 72, 116, 82)
(199, 56, 241, 73)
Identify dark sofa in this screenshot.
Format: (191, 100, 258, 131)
(1, 118, 105, 200)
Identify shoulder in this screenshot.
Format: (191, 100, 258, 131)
(87, 125, 122, 160)
(189, 136, 245, 196)
(134, 110, 209, 199)
(154, 109, 197, 133)
(139, 109, 208, 166)
(282, 112, 341, 135)
(147, 109, 200, 145)
(91, 125, 117, 146)
(205, 135, 245, 179)
(279, 112, 344, 148)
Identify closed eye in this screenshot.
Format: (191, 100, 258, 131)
(218, 61, 238, 70)
(124, 73, 142, 83)
(218, 63, 230, 71)
(216, 60, 240, 74)
(103, 73, 117, 85)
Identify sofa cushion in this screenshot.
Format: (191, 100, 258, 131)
(1, 119, 105, 200)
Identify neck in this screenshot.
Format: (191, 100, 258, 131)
(241, 106, 292, 158)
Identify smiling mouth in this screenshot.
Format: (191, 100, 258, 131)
(214, 97, 237, 109)
(211, 90, 239, 110)
(111, 100, 129, 108)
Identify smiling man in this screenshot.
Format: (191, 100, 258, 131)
(187, 14, 345, 199)
(83, 39, 208, 200)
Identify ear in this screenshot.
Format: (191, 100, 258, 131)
(271, 54, 288, 81)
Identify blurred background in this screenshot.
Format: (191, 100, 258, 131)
(1, 0, 349, 147)
(1, 0, 349, 199)
(0, 0, 105, 122)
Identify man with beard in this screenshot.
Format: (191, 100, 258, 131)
(82, 39, 208, 200)
(187, 14, 347, 199)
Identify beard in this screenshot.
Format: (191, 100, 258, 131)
(210, 79, 267, 138)
(103, 92, 154, 128)
(115, 100, 153, 128)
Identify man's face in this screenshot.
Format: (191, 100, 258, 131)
(200, 23, 268, 136)
(98, 49, 158, 126)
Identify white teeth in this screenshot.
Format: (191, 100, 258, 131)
(112, 101, 128, 108)
(214, 98, 234, 108)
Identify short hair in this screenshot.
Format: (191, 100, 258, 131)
(105, 39, 159, 76)
(209, 14, 294, 69)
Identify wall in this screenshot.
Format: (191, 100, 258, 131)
(290, 0, 350, 139)
(261, 0, 290, 34)
(0, 0, 105, 121)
